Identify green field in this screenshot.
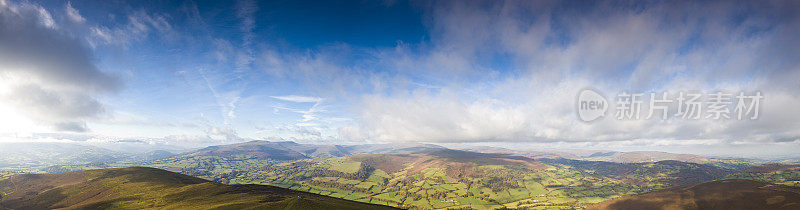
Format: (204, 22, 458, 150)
(169, 151, 728, 209)
(12, 147, 763, 209)
(727, 170, 800, 187)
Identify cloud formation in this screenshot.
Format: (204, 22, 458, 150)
(89, 10, 173, 47)
(336, 0, 800, 146)
(0, 0, 119, 132)
(2, 0, 798, 154)
(271, 95, 324, 103)
(64, 2, 84, 24)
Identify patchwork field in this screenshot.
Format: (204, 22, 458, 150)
(156, 149, 738, 209)
(3, 142, 799, 209)
(726, 164, 800, 187)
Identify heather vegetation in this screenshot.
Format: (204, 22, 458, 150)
(589, 179, 800, 210)
(0, 167, 395, 210)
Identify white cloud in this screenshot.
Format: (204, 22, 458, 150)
(270, 95, 324, 103)
(271, 98, 326, 123)
(199, 69, 241, 124)
(0, 1, 119, 132)
(234, 0, 257, 72)
(335, 0, 800, 147)
(65, 2, 84, 24)
(88, 10, 173, 47)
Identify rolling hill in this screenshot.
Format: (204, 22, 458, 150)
(0, 167, 395, 210)
(538, 158, 735, 187)
(741, 163, 800, 173)
(3, 141, 788, 209)
(141, 141, 450, 179)
(581, 151, 710, 164)
(588, 179, 800, 210)
(218, 149, 558, 209)
(0, 142, 126, 171)
(457, 146, 734, 164)
(726, 164, 800, 187)
(183, 140, 448, 160)
(206, 149, 739, 209)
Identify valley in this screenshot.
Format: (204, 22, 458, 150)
(2, 141, 799, 209)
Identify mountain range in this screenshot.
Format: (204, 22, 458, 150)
(2, 140, 799, 209)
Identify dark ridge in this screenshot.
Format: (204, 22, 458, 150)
(589, 179, 800, 210)
(0, 167, 397, 210)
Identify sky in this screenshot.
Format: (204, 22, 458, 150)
(0, 0, 799, 157)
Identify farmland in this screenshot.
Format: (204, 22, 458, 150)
(0, 141, 790, 209)
(0, 172, 15, 181)
(726, 164, 800, 187)
(0, 141, 773, 209)
(155, 149, 736, 209)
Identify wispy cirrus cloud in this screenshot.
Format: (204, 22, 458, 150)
(89, 10, 173, 48)
(64, 2, 84, 24)
(234, 0, 257, 72)
(270, 95, 324, 103)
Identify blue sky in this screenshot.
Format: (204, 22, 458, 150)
(1, 0, 799, 157)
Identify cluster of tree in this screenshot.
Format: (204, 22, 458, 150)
(370, 197, 401, 206)
(272, 162, 377, 182)
(446, 207, 477, 210)
(305, 168, 361, 180)
(212, 170, 249, 183)
(428, 191, 449, 199)
(181, 167, 216, 177)
(307, 179, 372, 193)
(355, 163, 376, 180)
(558, 182, 630, 197)
(395, 176, 416, 186)
(484, 177, 523, 192)
(404, 192, 427, 201)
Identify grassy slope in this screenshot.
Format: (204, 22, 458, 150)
(588, 179, 800, 210)
(726, 164, 800, 187)
(0, 167, 396, 210)
(26, 146, 767, 209)
(217, 150, 734, 209)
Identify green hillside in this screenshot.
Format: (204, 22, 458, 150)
(0, 143, 127, 171)
(0, 167, 395, 210)
(188, 149, 737, 209)
(3, 142, 781, 209)
(725, 164, 800, 187)
(0, 172, 15, 181)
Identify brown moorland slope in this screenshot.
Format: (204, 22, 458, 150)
(0, 167, 396, 210)
(588, 179, 800, 210)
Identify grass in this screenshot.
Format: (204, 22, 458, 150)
(0, 167, 395, 210)
(131, 151, 754, 209)
(331, 161, 362, 173)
